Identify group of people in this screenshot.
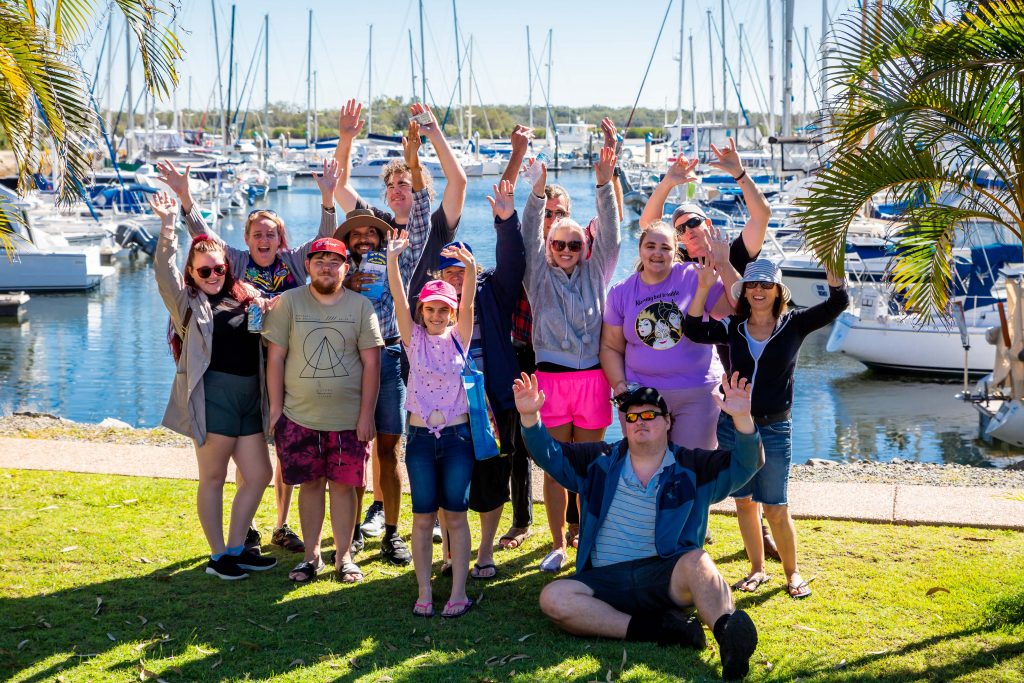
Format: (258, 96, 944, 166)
(153, 101, 849, 681)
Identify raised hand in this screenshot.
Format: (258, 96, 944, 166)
(600, 117, 618, 150)
(338, 99, 364, 139)
(155, 160, 190, 199)
(712, 372, 753, 419)
(442, 244, 476, 272)
(825, 266, 845, 288)
(594, 146, 617, 186)
(385, 228, 410, 259)
(403, 120, 422, 167)
(409, 102, 438, 136)
(511, 125, 534, 158)
(313, 158, 341, 199)
(707, 225, 731, 270)
(708, 137, 744, 179)
(148, 191, 177, 223)
(512, 372, 546, 416)
(695, 254, 719, 290)
(487, 179, 515, 221)
(665, 155, 700, 186)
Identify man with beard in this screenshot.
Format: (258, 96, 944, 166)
(263, 238, 383, 583)
(332, 99, 466, 564)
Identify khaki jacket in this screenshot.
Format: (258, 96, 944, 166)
(154, 228, 269, 445)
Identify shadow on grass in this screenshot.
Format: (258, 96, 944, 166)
(1, 541, 725, 683)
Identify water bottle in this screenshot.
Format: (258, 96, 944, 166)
(523, 152, 549, 186)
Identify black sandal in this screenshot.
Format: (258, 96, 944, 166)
(288, 558, 324, 583)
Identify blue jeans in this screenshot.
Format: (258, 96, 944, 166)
(374, 344, 406, 436)
(404, 423, 474, 514)
(717, 412, 793, 506)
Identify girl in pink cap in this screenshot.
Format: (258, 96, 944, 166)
(387, 228, 479, 619)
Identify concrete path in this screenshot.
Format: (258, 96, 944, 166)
(1, 437, 1022, 531)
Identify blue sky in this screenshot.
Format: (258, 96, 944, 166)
(82, 0, 861, 115)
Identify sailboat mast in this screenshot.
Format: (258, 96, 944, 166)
(263, 14, 269, 138)
(172, 11, 179, 132)
(453, 1, 463, 138)
(706, 10, 715, 125)
(527, 26, 533, 129)
(305, 9, 312, 147)
(767, 0, 775, 134)
(419, 0, 426, 103)
(467, 37, 474, 143)
(781, 0, 794, 136)
(211, 0, 225, 145)
(820, 0, 829, 119)
(408, 30, 416, 102)
(105, 13, 113, 133)
(546, 29, 553, 146)
(313, 70, 318, 145)
(802, 25, 809, 130)
(689, 31, 697, 159)
(737, 23, 744, 131)
(720, 0, 726, 127)
(368, 24, 374, 135)
(227, 4, 235, 142)
(676, 0, 684, 132)
(125, 20, 133, 159)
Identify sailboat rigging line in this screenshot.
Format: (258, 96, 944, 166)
(439, 44, 472, 133)
(527, 45, 557, 146)
(623, 0, 675, 133)
(725, 0, 770, 118)
(710, 11, 750, 126)
(314, 23, 349, 114)
(380, 0, 416, 100)
(794, 29, 822, 112)
(76, 51, 127, 196)
(231, 23, 266, 127)
(423, 11, 454, 111)
(458, 34, 495, 140)
(527, 31, 551, 106)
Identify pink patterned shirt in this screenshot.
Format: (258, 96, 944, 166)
(404, 325, 469, 437)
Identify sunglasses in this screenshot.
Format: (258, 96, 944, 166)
(744, 281, 777, 290)
(248, 208, 279, 219)
(624, 410, 667, 423)
(674, 216, 705, 234)
(544, 209, 569, 220)
(549, 239, 583, 253)
(194, 264, 228, 279)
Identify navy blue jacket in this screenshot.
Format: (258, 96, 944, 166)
(522, 422, 762, 572)
(476, 211, 526, 412)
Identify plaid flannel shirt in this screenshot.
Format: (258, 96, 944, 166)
(511, 286, 533, 346)
(358, 189, 432, 340)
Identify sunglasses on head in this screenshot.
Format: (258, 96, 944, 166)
(674, 216, 705, 234)
(545, 209, 569, 220)
(248, 208, 279, 219)
(194, 264, 227, 279)
(744, 281, 777, 290)
(624, 410, 667, 423)
(549, 239, 583, 253)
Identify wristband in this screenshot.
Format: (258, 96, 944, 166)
(733, 170, 747, 182)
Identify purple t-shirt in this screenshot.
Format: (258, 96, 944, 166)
(604, 263, 725, 388)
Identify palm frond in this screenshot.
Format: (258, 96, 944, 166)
(114, 0, 181, 98)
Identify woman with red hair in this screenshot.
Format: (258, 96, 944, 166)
(152, 192, 278, 581)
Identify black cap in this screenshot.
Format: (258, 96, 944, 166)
(616, 386, 670, 415)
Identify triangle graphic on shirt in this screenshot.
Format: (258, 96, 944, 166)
(300, 335, 349, 378)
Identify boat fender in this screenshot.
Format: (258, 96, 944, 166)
(985, 326, 1002, 346)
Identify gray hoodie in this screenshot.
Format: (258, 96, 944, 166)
(522, 182, 620, 368)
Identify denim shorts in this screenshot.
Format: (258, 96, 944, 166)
(404, 423, 475, 514)
(203, 370, 263, 438)
(717, 412, 792, 506)
(374, 344, 406, 436)
(575, 553, 689, 615)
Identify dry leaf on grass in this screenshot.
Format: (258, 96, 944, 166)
(517, 633, 534, 642)
(286, 613, 299, 623)
(210, 658, 222, 669)
(245, 618, 274, 632)
(288, 658, 305, 667)
(38, 505, 58, 511)
(94, 597, 104, 616)
(137, 558, 152, 564)
(792, 624, 818, 632)
(16, 639, 28, 650)
(60, 546, 78, 553)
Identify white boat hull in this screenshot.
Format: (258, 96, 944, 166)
(827, 309, 995, 376)
(0, 249, 113, 292)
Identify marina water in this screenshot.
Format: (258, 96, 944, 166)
(0, 174, 1016, 467)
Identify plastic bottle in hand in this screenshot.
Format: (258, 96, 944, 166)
(522, 152, 549, 187)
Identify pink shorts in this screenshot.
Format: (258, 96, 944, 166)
(273, 414, 370, 486)
(536, 369, 612, 430)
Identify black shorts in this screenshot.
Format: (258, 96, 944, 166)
(575, 553, 688, 616)
(467, 408, 518, 512)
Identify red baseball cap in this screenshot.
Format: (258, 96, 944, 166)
(418, 280, 458, 308)
(307, 237, 348, 258)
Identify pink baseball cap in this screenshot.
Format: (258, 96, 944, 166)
(418, 280, 458, 308)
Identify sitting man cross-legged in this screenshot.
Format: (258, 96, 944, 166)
(512, 372, 764, 681)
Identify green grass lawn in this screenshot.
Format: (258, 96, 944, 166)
(0, 468, 1022, 682)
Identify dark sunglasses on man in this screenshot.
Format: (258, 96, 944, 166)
(544, 209, 569, 220)
(194, 264, 228, 278)
(549, 239, 583, 253)
(624, 410, 667, 423)
(674, 215, 705, 234)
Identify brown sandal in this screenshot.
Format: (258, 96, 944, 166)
(498, 526, 532, 550)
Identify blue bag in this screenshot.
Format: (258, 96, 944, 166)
(452, 337, 500, 460)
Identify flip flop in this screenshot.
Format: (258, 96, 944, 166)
(731, 574, 771, 593)
(539, 549, 567, 573)
(787, 580, 812, 599)
(470, 562, 498, 580)
(337, 561, 363, 583)
(441, 598, 474, 618)
(567, 524, 580, 549)
(498, 527, 532, 550)
(439, 561, 453, 577)
(288, 558, 325, 583)
(412, 601, 434, 618)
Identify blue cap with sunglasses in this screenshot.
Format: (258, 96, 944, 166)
(438, 241, 473, 270)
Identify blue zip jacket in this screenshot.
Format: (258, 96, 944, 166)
(521, 421, 763, 571)
(475, 211, 527, 412)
